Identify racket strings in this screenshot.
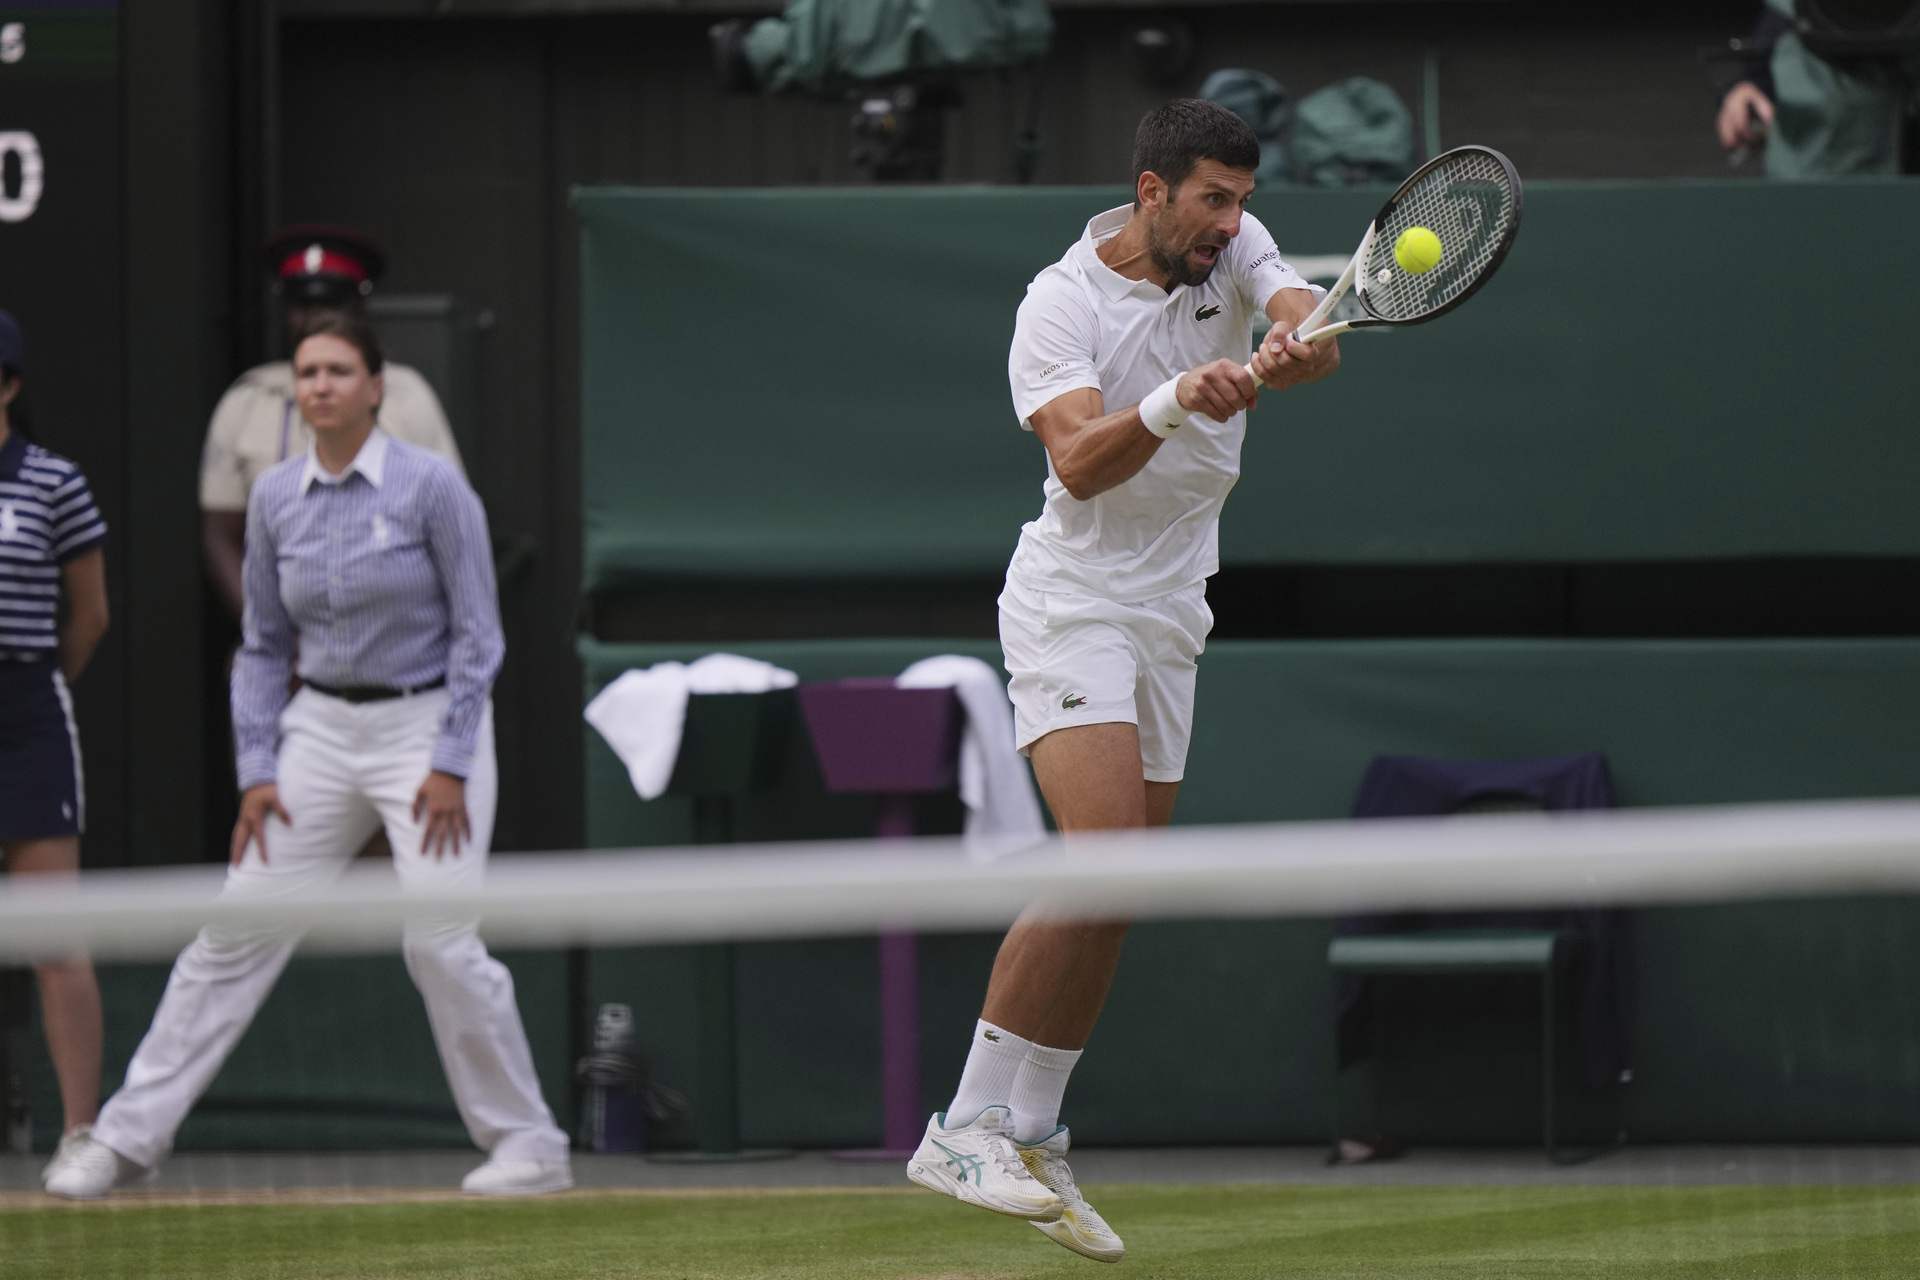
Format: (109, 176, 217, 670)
(1360, 149, 1517, 323)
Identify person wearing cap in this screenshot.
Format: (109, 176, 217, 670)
(0, 308, 112, 1192)
(199, 226, 466, 622)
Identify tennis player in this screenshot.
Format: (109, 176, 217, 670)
(907, 100, 1339, 1260)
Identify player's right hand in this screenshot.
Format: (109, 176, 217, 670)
(232, 783, 292, 866)
(1177, 359, 1260, 423)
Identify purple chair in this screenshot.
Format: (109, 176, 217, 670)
(798, 679, 962, 1158)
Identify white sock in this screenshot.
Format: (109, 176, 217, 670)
(944, 1020, 1032, 1127)
(1010, 1041, 1083, 1144)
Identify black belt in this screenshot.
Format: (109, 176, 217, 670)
(306, 675, 446, 703)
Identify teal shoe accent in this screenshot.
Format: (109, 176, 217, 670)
(1015, 1125, 1068, 1148)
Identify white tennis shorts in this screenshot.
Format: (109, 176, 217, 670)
(998, 576, 1213, 784)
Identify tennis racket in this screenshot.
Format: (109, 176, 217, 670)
(1249, 145, 1522, 373)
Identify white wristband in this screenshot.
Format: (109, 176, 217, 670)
(1137, 377, 1191, 440)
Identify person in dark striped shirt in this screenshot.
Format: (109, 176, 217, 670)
(49, 311, 570, 1200)
(0, 307, 111, 1193)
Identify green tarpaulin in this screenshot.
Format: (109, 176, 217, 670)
(741, 0, 1051, 95)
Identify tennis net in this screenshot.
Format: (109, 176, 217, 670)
(5, 798, 1920, 1280)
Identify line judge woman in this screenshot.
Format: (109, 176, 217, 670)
(0, 309, 110, 1190)
(47, 312, 570, 1200)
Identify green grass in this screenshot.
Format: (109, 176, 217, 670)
(6, 1183, 1920, 1279)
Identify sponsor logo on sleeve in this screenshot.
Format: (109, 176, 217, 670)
(1248, 249, 1279, 270)
(1040, 360, 1068, 378)
(1061, 694, 1088, 710)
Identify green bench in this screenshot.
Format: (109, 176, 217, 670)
(1328, 927, 1599, 1163)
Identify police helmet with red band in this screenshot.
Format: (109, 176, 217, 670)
(263, 225, 388, 301)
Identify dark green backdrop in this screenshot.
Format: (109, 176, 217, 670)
(579, 179, 1920, 582)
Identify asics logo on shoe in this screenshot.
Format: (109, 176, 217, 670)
(1194, 304, 1222, 321)
(931, 1139, 985, 1184)
(1061, 694, 1087, 709)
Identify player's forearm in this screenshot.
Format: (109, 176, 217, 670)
(1264, 286, 1322, 333)
(1048, 407, 1166, 501)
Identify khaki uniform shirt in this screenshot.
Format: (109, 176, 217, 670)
(199, 361, 464, 513)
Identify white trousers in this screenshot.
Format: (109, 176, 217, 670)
(94, 687, 568, 1168)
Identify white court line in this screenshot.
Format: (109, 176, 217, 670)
(4, 798, 1920, 960)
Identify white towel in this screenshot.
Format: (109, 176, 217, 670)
(897, 654, 1046, 856)
(584, 653, 799, 801)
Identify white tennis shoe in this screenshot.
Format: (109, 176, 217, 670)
(1018, 1127, 1125, 1262)
(42, 1134, 154, 1201)
(41, 1124, 95, 1188)
(460, 1156, 573, 1196)
(907, 1107, 1063, 1222)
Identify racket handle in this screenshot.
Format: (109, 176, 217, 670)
(1244, 323, 1349, 380)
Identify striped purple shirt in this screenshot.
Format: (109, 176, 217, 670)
(232, 429, 502, 790)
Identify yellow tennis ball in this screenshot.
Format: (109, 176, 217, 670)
(1393, 226, 1443, 274)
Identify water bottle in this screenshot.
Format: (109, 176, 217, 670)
(578, 1003, 644, 1153)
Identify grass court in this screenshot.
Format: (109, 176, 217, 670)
(7, 1182, 1920, 1279)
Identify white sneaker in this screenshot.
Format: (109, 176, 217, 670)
(41, 1124, 95, 1188)
(460, 1156, 573, 1196)
(43, 1135, 153, 1201)
(1019, 1127, 1125, 1262)
(906, 1108, 1063, 1223)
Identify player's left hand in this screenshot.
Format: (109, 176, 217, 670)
(414, 770, 472, 858)
(1251, 325, 1341, 390)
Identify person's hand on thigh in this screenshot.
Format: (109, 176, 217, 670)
(231, 784, 292, 865)
(412, 771, 470, 858)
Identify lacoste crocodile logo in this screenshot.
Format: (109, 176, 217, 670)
(1194, 304, 1222, 321)
(1061, 694, 1088, 710)
(932, 1138, 985, 1184)
(983, 1029, 1001, 1042)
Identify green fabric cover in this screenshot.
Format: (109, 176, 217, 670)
(578, 180, 1920, 586)
(1290, 76, 1415, 187)
(1200, 68, 1292, 184)
(577, 636, 1920, 1146)
(741, 0, 1050, 95)
(1766, 32, 1906, 178)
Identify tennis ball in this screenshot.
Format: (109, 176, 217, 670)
(1393, 226, 1443, 275)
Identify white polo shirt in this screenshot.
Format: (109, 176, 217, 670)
(1006, 206, 1318, 603)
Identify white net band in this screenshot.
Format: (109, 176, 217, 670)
(5, 798, 1920, 961)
